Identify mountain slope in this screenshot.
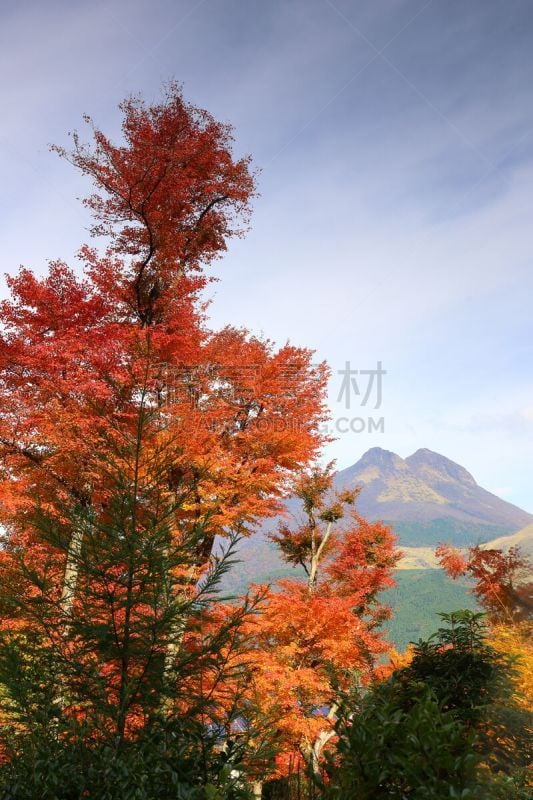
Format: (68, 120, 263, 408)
(482, 523, 533, 560)
(393, 522, 533, 571)
(226, 448, 532, 589)
(384, 570, 479, 650)
(335, 448, 531, 537)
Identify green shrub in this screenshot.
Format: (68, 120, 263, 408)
(324, 611, 529, 800)
(0, 720, 252, 800)
(325, 683, 480, 799)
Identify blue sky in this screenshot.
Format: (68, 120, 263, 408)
(1, 0, 532, 510)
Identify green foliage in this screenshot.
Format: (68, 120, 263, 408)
(477, 771, 533, 800)
(403, 611, 532, 778)
(0, 720, 252, 800)
(326, 685, 480, 799)
(325, 611, 527, 800)
(402, 611, 510, 728)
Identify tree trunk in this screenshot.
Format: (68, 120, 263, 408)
(160, 560, 196, 711)
(308, 521, 333, 592)
(60, 527, 84, 619)
(252, 781, 262, 799)
(60, 484, 93, 623)
(162, 614, 187, 681)
(309, 702, 339, 774)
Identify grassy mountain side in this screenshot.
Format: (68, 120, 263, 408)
(382, 569, 479, 651)
(388, 519, 511, 547)
(483, 522, 533, 559)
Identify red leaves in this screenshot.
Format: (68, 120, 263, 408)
(0, 85, 329, 756)
(247, 466, 401, 773)
(437, 543, 532, 623)
(326, 517, 400, 600)
(53, 84, 255, 325)
(435, 544, 468, 579)
(0, 86, 328, 544)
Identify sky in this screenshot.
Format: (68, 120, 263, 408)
(1, 0, 532, 510)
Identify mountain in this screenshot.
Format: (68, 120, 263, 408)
(225, 448, 532, 590)
(335, 447, 531, 543)
(482, 522, 533, 560)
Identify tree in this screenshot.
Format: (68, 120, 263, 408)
(0, 83, 327, 668)
(0, 86, 328, 794)
(436, 544, 532, 624)
(437, 544, 533, 782)
(325, 611, 518, 800)
(243, 465, 400, 789)
(0, 361, 273, 798)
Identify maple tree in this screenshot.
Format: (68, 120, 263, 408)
(0, 85, 329, 797)
(0, 83, 327, 617)
(243, 465, 400, 789)
(436, 544, 532, 624)
(3, 93, 326, 506)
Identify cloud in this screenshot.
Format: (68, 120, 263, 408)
(0, 0, 532, 508)
(522, 406, 533, 422)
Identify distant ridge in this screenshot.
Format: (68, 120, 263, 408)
(482, 523, 533, 560)
(336, 447, 531, 535)
(228, 448, 532, 588)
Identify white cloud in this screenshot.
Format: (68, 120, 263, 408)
(0, 0, 532, 510)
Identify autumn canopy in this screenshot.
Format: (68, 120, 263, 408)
(0, 84, 526, 800)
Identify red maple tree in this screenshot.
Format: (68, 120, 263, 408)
(0, 86, 328, 745)
(436, 543, 532, 623)
(0, 83, 328, 571)
(243, 465, 400, 782)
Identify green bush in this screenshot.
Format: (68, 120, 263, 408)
(0, 721, 252, 800)
(324, 611, 530, 800)
(325, 683, 480, 799)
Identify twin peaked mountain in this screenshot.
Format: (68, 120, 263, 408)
(335, 447, 531, 545)
(231, 448, 532, 586)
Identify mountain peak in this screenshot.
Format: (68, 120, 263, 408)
(359, 447, 406, 469)
(335, 446, 532, 540)
(406, 449, 477, 487)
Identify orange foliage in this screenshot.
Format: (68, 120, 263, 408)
(435, 544, 468, 579)
(437, 543, 532, 623)
(0, 87, 329, 745)
(245, 466, 401, 774)
(373, 645, 415, 682)
(0, 84, 328, 566)
(489, 622, 533, 712)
